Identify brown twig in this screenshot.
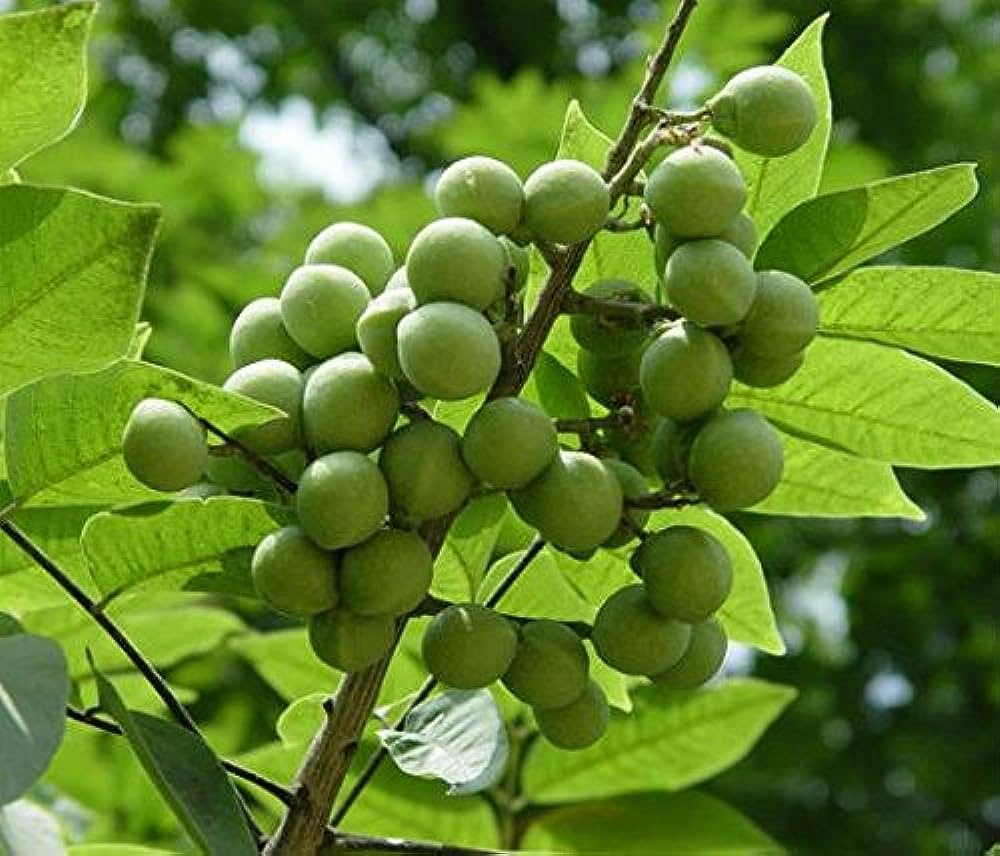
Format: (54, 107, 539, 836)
(626, 489, 701, 510)
(560, 289, 679, 324)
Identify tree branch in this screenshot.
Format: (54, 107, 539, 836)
(626, 489, 701, 510)
(560, 289, 679, 324)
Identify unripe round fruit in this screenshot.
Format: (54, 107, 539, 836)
(122, 399, 208, 492)
(230, 297, 311, 370)
(709, 66, 817, 157)
(305, 221, 395, 296)
(406, 218, 507, 310)
(251, 526, 338, 618)
(397, 302, 501, 400)
(602, 458, 650, 548)
(651, 417, 700, 486)
(631, 526, 733, 622)
(523, 159, 610, 245)
(308, 607, 395, 672)
(385, 267, 410, 292)
(303, 353, 399, 454)
(509, 451, 623, 554)
(279, 264, 370, 359)
(338, 528, 433, 617)
(644, 146, 746, 239)
(356, 287, 416, 379)
(652, 617, 728, 689)
(665, 239, 756, 327)
(534, 680, 609, 750)
(655, 213, 757, 276)
(577, 348, 643, 409)
(591, 584, 691, 676)
(569, 279, 651, 357)
(223, 359, 303, 455)
(380, 420, 474, 524)
(461, 397, 558, 489)
(500, 236, 530, 291)
(640, 323, 732, 422)
(422, 604, 518, 689)
(688, 409, 784, 511)
(434, 156, 524, 235)
(733, 347, 804, 388)
(502, 620, 589, 709)
(296, 451, 389, 549)
(737, 270, 819, 359)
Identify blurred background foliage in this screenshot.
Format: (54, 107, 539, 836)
(10, 0, 998, 853)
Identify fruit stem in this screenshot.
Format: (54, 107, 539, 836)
(195, 414, 299, 495)
(626, 488, 701, 510)
(560, 289, 679, 324)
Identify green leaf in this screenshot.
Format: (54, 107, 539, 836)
(81, 497, 292, 604)
(92, 666, 257, 856)
(521, 790, 784, 854)
(752, 432, 924, 521)
(817, 266, 1000, 366)
(3, 359, 281, 508)
(521, 678, 795, 803)
(0, 799, 67, 856)
(737, 15, 832, 240)
(525, 352, 592, 421)
(69, 847, 180, 856)
(128, 323, 154, 360)
(0, 2, 96, 170)
(0, 634, 69, 803)
(378, 689, 508, 795)
(228, 629, 337, 702)
(730, 337, 1000, 468)
(432, 494, 508, 602)
(0, 185, 159, 396)
(482, 549, 595, 622)
(0, 613, 22, 636)
(756, 164, 978, 283)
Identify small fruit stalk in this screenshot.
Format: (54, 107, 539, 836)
(119, 47, 817, 849)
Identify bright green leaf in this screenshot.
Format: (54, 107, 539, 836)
(525, 352, 593, 421)
(817, 266, 1000, 366)
(3, 359, 281, 508)
(482, 549, 595, 622)
(521, 790, 784, 854)
(0, 185, 159, 396)
(752, 432, 924, 520)
(432, 494, 508, 602)
(81, 497, 292, 604)
(0, 634, 69, 804)
(228, 629, 337, 702)
(730, 337, 1000, 468)
(0, 799, 67, 856)
(756, 164, 978, 283)
(93, 667, 257, 856)
(521, 678, 795, 803)
(0, 2, 95, 170)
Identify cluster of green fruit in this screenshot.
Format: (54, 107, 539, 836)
(118, 63, 817, 752)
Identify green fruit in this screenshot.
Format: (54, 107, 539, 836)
(406, 217, 506, 310)
(492, 505, 537, 559)
(338, 528, 433, 617)
(303, 352, 399, 454)
(305, 221, 395, 296)
(639, 323, 732, 422)
(654, 213, 757, 277)
(222, 359, 303, 455)
(591, 584, 691, 676)
(736, 270, 819, 359)
(651, 417, 700, 486)
(308, 607, 395, 672)
(605, 405, 661, 477)
(644, 145, 746, 239)
(602, 458, 650, 548)
(434, 156, 524, 235)
(422, 604, 518, 689)
(577, 348, 643, 408)
(523, 159, 610, 245)
(509, 451, 623, 554)
(296, 451, 389, 549)
(230, 297, 311, 370)
(688, 409, 784, 511)
(122, 399, 208, 492)
(501, 620, 589, 709)
(665, 239, 756, 327)
(279, 264, 370, 359)
(631, 526, 733, 622)
(709, 65, 817, 157)
(380, 420, 475, 524)
(534, 680, 609, 750)
(732, 347, 804, 388)
(397, 302, 501, 400)
(500, 236, 530, 291)
(653, 617, 728, 689)
(385, 267, 410, 291)
(461, 397, 558, 489)
(569, 280, 651, 357)
(356, 286, 416, 379)
(252, 526, 338, 618)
